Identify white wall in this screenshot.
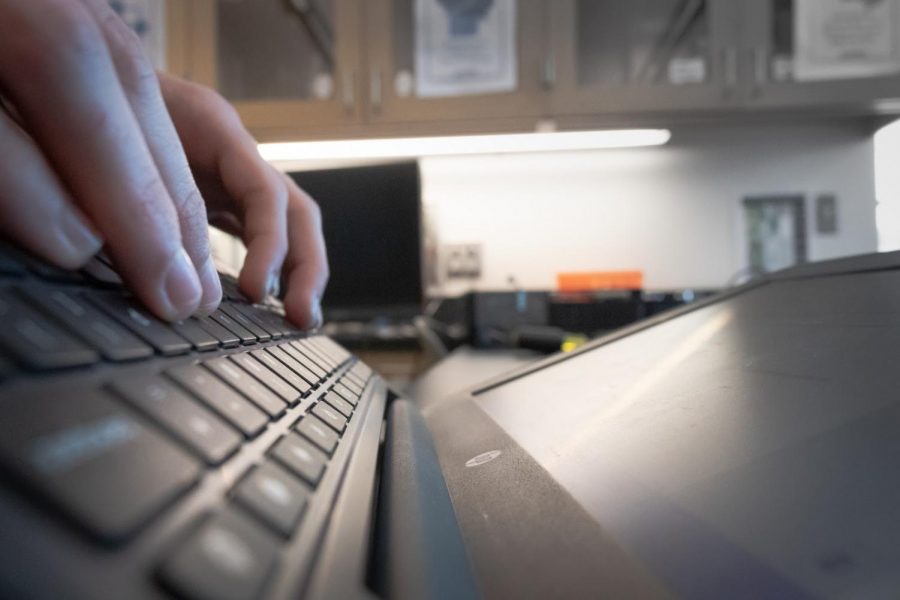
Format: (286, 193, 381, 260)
(423, 120, 878, 294)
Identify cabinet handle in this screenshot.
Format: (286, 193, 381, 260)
(370, 69, 382, 112)
(723, 46, 738, 90)
(342, 71, 355, 113)
(753, 46, 768, 88)
(542, 53, 556, 90)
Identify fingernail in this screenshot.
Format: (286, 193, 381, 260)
(266, 271, 281, 299)
(163, 248, 202, 320)
(311, 297, 323, 329)
(196, 257, 223, 316)
(57, 212, 103, 265)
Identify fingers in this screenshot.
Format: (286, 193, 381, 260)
(159, 74, 289, 303)
(0, 108, 103, 268)
(77, 0, 221, 315)
(0, 0, 201, 320)
(281, 177, 329, 330)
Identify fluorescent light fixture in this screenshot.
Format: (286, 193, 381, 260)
(258, 129, 671, 162)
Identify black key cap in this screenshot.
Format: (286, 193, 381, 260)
(196, 317, 240, 348)
(0, 390, 199, 542)
(0, 248, 27, 276)
(210, 308, 256, 345)
(284, 343, 328, 380)
(232, 462, 308, 538)
(81, 257, 123, 286)
(0, 353, 15, 381)
(230, 353, 300, 405)
(0, 290, 99, 370)
(298, 339, 337, 370)
(110, 377, 241, 466)
(312, 402, 347, 434)
(260, 309, 297, 339)
(22, 287, 152, 362)
(333, 383, 360, 407)
(296, 339, 336, 370)
(22, 255, 85, 283)
(295, 415, 339, 455)
(171, 319, 219, 351)
(233, 304, 282, 340)
(323, 391, 354, 418)
(168, 366, 268, 438)
(341, 379, 364, 397)
(205, 358, 286, 418)
(268, 346, 318, 387)
(89, 294, 191, 356)
(219, 304, 271, 343)
(158, 510, 278, 600)
(270, 434, 327, 487)
(219, 277, 249, 302)
(251, 350, 311, 397)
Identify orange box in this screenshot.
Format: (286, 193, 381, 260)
(556, 271, 643, 292)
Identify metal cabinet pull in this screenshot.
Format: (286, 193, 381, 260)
(342, 71, 355, 113)
(370, 69, 382, 112)
(723, 46, 738, 88)
(542, 53, 556, 90)
(753, 46, 768, 87)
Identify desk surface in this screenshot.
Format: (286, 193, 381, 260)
(406, 346, 539, 411)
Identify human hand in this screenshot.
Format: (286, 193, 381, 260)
(159, 73, 328, 329)
(0, 0, 328, 328)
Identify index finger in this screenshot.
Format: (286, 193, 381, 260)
(281, 176, 329, 330)
(0, 0, 202, 320)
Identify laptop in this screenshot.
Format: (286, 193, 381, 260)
(0, 244, 898, 599)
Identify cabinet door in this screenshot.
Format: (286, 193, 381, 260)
(548, 0, 739, 117)
(187, 0, 362, 141)
(742, 0, 900, 110)
(363, 0, 546, 128)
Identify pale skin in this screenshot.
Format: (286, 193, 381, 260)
(0, 0, 329, 328)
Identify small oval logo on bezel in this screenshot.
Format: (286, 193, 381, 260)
(465, 450, 502, 468)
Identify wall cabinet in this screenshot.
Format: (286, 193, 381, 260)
(169, 0, 900, 141)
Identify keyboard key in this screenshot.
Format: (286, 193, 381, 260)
(232, 304, 282, 340)
(0, 290, 99, 370)
(204, 358, 286, 418)
(110, 377, 241, 466)
(219, 277, 249, 302)
(268, 346, 318, 387)
(232, 462, 309, 538)
(284, 343, 328, 380)
(290, 340, 335, 377)
(323, 392, 354, 418)
(333, 383, 360, 407)
(298, 339, 338, 370)
(230, 353, 300, 405)
(196, 317, 240, 348)
(0, 247, 27, 276)
(158, 510, 278, 600)
(22, 287, 152, 362)
(341, 378, 364, 397)
(313, 337, 350, 363)
(295, 416, 339, 456)
(89, 293, 191, 356)
(270, 434, 327, 487)
(312, 403, 347, 434)
(168, 366, 268, 438)
(81, 257, 123, 286)
(0, 390, 199, 542)
(250, 350, 311, 397)
(171, 319, 220, 352)
(210, 309, 256, 345)
(219, 304, 271, 343)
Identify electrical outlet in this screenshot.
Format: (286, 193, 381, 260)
(445, 244, 482, 279)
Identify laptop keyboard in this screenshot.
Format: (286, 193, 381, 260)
(0, 246, 379, 600)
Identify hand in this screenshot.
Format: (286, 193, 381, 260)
(159, 74, 328, 329)
(0, 0, 328, 328)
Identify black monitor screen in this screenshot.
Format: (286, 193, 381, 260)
(288, 162, 422, 320)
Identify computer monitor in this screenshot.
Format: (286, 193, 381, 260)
(288, 162, 423, 322)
